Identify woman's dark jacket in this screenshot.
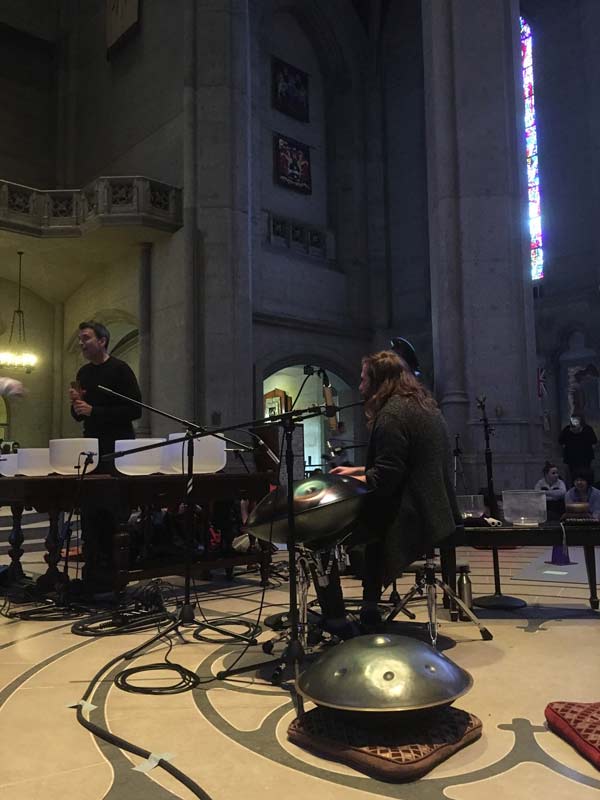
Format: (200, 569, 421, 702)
(360, 394, 461, 584)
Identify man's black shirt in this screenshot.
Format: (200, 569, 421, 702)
(71, 357, 142, 458)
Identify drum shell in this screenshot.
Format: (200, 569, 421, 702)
(246, 474, 369, 549)
(296, 634, 473, 712)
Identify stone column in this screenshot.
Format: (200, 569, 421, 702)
(137, 243, 152, 435)
(423, 0, 543, 490)
(366, 0, 392, 338)
(193, 0, 254, 427)
(183, 0, 200, 424)
(51, 302, 64, 438)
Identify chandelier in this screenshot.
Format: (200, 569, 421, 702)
(0, 251, 38, 372)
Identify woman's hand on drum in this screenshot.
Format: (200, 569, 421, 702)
(330, 465, 367, 482)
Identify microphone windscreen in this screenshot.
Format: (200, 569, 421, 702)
(322, 384, 338, 431)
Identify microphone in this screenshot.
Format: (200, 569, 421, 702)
(324, 440, 344, 459)
(256, 437, 280, 466)
(320, 370, 338, 432)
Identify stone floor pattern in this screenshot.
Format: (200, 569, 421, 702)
(1, 542, 599, 800)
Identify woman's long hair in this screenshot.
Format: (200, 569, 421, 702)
(362, 350, 438, 428)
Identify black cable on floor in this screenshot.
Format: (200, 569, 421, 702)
(74, 623, 213, 800)
(114, 661, 200, 694)
(192, 616, 260, 644)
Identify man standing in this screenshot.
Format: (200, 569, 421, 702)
(69, 321, 141, 591)
(70, 321, 141, 470)
(558, 415, 597, 486)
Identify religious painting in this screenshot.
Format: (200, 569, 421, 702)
(263, 388, 291, 420)
(271, 57, 309, 122)
(273, 134, 312, 194)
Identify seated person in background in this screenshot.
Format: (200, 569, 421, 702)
(564, 468, 600, 520)
(534, 462, 566, 500)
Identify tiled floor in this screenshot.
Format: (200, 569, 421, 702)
(1, 542, 599, 800)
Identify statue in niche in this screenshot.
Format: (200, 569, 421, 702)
(567, 363, 599, 419)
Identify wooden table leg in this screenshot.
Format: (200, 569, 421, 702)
(113, 526, 131, 596)
(37, 510, 62, 591)
(6, 503, 25, 580)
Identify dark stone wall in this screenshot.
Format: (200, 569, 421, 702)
(0, 23, 56, 186)
(381, 0, 432, 373)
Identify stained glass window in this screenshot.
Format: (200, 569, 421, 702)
(520, 17, 544, 280)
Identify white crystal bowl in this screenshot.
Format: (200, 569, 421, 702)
(163, 433, 226, 474)
(502, 490, 547, 526)
(114, 438, 165, 476)
(17, 448, 51, 476)
(49, 438, 99, 475)
(0, 453, 18, 477)
(456, 494, 485, 519)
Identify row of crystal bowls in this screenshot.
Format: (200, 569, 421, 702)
(0, 436, 227, 477)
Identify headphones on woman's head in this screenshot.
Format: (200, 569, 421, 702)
(390, 337, 420, 376)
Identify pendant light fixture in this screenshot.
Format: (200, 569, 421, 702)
(0, 251, 38, 372)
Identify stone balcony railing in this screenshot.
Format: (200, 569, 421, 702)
(0, 176, 182, 237)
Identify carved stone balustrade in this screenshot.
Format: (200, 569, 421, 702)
(0, 176, 182, 238)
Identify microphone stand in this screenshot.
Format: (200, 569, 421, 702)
(98, 388, 262, 643)
(214, 398, 364, 706)
(472, 396, 526, 611)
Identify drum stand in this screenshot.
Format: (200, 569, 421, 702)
(384, 554, 493, 646)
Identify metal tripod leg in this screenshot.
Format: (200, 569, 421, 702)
(384, 583, 423, 623)
(434, 578, 493, 641)
(383, 571, 493, 643)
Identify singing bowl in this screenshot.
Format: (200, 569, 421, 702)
(49, 438, 99, 475)
(16, 448, 51, 476)
(162, 433, 227, 474)
(565, 502, 590, 515)
(245, 474, 369, 547)
(0, 453, 18, 476)
(114, 438, 165, 476)
(297, 634, 473, 713)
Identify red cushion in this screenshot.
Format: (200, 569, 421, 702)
(545, 701, 600, 769)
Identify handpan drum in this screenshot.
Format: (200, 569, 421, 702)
(245, 474, 369, 549)
(297, 634, 473, 713)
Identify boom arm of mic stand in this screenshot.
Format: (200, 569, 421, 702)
(97, 385, 260, 462)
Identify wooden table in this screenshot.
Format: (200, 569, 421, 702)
(0, 472, 271, 592)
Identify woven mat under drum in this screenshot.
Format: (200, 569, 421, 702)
(288, 705, 482, 782)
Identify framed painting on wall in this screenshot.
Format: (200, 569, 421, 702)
(273, 134, 312, 194)
(271, 57, 309, 122)
(264, 388, 291, 420)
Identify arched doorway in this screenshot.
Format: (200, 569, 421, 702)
(262, 365, 357, 474)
